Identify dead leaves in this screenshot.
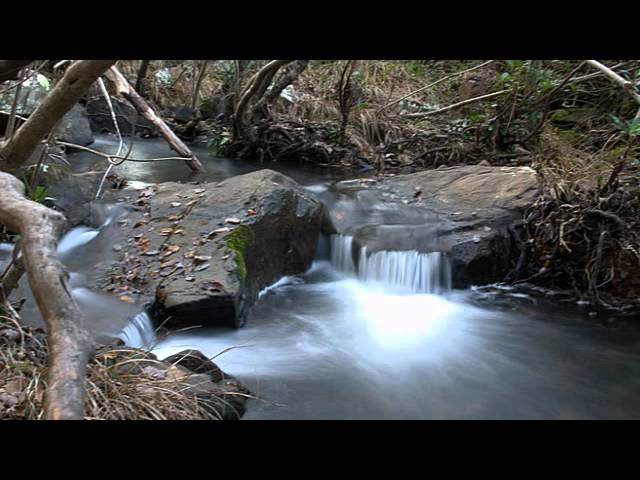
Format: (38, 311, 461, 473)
(162, 244, 181, 258)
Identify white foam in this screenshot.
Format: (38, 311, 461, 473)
(330, 234, 451, 294)
(118, 312, 156, 349)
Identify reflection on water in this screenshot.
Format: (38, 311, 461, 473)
(69, 134, 355, 187)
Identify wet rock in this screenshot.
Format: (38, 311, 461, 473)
(199, 95, 227, 121)
(327, 165, 540, 287)
(164, 105, 199, 124)
(163, 349, 224, 382)
(98, 169, 323, 328)
(57, 104, 94, 146)
(85, 96, 157, 137)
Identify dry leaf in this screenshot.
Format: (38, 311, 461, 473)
(119, 295, 135, 303)
(162, 245, 181, 258)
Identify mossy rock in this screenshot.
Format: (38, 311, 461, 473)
(225, 225, 255, 282)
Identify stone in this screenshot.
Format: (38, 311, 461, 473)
(326, 165, 540, 287)
(57, 104, 94, 146)
(162, 349, 225, 382)
(97, 169, 323, 328)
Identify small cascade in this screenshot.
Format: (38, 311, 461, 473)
(118, 312, 156, 349)
(57, 226, 99, 257)
(330, 234, 356, 274)
(358, 247, 451, 294)
(56, 207, 121, 258)
(330, 234, 451, 294)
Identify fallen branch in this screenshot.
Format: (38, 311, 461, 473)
(0, 60, 116, 419)
(0, 172, 94, 419)
(585, 60, 640, 104)
(104, 65, 204, 172)
(56, 140, 192, 162)
(378, 60, 495, 113)
(401, 89, 511, 118)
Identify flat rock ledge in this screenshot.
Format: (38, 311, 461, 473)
(326, 165, 541, 286)
(97, 169, 323, 329)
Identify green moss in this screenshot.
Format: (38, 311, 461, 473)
(225, 225, 255, 281)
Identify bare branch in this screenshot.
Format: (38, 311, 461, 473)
(0, 172, 94, 419)
(401, 89, 511, 118)
(104, 65, 204, 172)
(585, 60, 640, 104)
(0, 60, 116, 173)
(378, 60, 495, 113)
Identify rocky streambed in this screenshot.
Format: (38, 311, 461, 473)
(13, 136, 640, 419)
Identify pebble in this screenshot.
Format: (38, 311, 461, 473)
(0, 393, 18, 407)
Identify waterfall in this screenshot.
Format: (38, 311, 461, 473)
(330, 234, 356, 274)
(330, 234, 451, 294)
(118, 311, 156, 349)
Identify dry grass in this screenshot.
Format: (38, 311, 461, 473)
(0, 314, 250, 420)
(534, 127, 619, 191)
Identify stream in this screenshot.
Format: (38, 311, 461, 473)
(5, 135, 640, 420)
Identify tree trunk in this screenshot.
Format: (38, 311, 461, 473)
(191, 60, 209, 110)
(135, 60, 151, 97)
(105, 66, 204, 172)
(232, 60, 292, 142)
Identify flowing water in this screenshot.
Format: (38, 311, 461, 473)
(7, 136, 640, 419)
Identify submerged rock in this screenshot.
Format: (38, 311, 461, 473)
(97, 169, 323, 329)
(325, 165, 540, 287)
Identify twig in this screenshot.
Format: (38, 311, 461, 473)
(585, 60, 640, 104)
(378, 60, 495, 113)
(401, 89, 511, 118)
(55, 141, 192, 162)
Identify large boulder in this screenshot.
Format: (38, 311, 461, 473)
(324, 165, 540, 287)
(96, 169, 323, 328)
